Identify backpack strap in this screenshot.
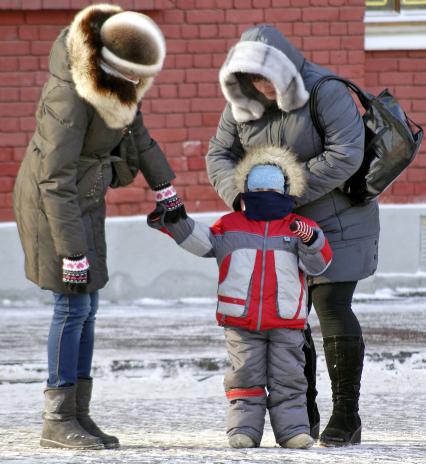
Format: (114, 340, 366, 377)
(309, 76, 372, 144)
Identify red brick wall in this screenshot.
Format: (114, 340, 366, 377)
(0, 0, 422, 222)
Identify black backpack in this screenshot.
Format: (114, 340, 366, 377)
(309, 76, 424, 204)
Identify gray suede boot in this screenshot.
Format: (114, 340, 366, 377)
(40, 386, 104, 449)
(76, 378, 120, 449)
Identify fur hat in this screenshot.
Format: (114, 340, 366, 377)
(235, 146, 306, 197)
(100, 11, 166, 78)
(247, 165, 286, 193)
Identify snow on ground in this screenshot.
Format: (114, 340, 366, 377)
(0, 296, 425, 463)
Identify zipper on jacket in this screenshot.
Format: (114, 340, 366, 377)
(256, 222, 269, 331)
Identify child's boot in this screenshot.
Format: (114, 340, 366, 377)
(228, 433, 257, 448)
(280, 433, 314, 449)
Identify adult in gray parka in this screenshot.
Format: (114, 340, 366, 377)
(13, 4, 185, 450)
(206, 24, 379, 447)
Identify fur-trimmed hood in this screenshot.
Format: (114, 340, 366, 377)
(64, 4, 158, 128)
(219, 25, 309, 123)
(235, 146, 306, 198)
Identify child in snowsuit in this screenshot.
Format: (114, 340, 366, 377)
(148, 146, 332, 449)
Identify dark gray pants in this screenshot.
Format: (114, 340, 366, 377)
(224, 327, 309, 445)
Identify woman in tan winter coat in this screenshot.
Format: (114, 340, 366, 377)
(13, 4, 185, 450)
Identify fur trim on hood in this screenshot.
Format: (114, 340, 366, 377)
(219, 27, 309, 123)
(66, 4, 157, 129)
(234, 146, 306, 198)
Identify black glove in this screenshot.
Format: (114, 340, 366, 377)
(62, 255, 89, 292)
(153, 184, 187, 224)
(290, 219, 318, 246)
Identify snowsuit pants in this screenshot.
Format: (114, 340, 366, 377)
(223, 327, 309, 445)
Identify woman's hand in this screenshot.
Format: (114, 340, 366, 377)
(62, 255, 89, 291)
(152, 184, 187, 224)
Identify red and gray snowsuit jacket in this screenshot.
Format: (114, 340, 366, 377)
(159, 211, 332, 331)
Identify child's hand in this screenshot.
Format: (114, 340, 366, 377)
(147, 203, 166, 229)
(147, 200, 187, 230)
(290, 219, 318, 246)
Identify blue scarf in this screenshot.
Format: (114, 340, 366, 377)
(242, 191, 294, 221)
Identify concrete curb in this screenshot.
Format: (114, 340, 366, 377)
(2, 205, 425, 303)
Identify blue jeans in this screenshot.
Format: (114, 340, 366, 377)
(47, 291, 99, 387)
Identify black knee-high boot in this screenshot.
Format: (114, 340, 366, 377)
(320, 336, 364, 447)
(303, 324, 320, 439)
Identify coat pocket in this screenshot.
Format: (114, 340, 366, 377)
(217, 249, 256, 317)
(274, 249, 307, 320)
(77, 158, 111, 212)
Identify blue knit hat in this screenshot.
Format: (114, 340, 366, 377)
(246, 164, 285, 193)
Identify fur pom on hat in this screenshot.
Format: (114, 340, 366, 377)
(66, 4, 166, 128)
(100, 11, 166, 78)
(235, 146, 306, 198)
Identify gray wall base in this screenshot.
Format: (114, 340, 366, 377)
(2, 205, 426, 303)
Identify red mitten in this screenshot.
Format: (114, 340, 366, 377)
(290, 220, 318, 246)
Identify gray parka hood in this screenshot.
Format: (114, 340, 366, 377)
(49, 4, 157, 128)
(219, 25, 309, 123)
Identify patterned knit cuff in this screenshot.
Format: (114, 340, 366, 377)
(163, 196, 184, 211)
(63, 256, 90, 272)
(155, 185, 177, 203)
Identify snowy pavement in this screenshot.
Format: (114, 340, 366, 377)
(0, 296, 425, 463)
